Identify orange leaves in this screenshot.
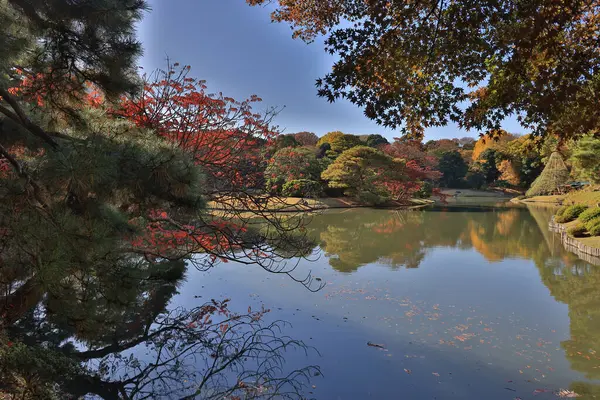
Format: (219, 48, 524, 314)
(130, 209, 251, 259)
(113, 64, 277, 190)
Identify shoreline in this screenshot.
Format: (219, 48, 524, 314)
(207, 196, 436, 214)
(548, 218, 600, 266)
(207, 189, 517, 214)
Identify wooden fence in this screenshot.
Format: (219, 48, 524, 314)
(549, 218, 600, 266)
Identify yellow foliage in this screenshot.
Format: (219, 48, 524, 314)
(472, 131, 519, 161)
(498, 159, 520, 186)
(317, 131, 344, 147)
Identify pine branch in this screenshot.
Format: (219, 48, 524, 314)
(0, 88, 59, 149)
(0, 142, 22, 174)
(0, 142, 49, 209)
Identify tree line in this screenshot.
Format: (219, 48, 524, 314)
(264, 129, 600, 203)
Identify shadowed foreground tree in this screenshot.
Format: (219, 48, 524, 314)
(0, 1, 321, 398)
(248, 0, 600, 141)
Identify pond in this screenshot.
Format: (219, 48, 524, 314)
(6, 203, 600, 399)
(173, 204, 600, 399)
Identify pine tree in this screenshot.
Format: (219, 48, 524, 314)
(0, 2, 316, 398)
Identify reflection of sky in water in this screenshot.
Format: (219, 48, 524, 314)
(171, 206, 600, 399)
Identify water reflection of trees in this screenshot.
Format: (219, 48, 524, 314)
(308, 206, 559, 272)
(310, 205, 600, 394)
(0, 223, 319, 399)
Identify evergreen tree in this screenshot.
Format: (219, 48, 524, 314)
(526, 152, 570, 197)
(0, 2, 317, 398)
(438, 151, 468, 187)
(571, 136, 600, 183)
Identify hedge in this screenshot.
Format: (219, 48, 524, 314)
(585, 217, 600, 236)
(555, 205, 588, 223)
(567, 223, 588, 238)
(579, 207, 600, 223)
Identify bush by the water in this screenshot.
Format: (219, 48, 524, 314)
(578, 207, 600, 223)
(414, 181, 433, 198)
(281, 179, 323, 197)
(555, 205, 588, 223)
(556, 205, 570, 217)
(584, 217, 600, 235)
(567, 223, 588, 237)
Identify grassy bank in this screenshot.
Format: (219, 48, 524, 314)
(559, 220, 600, 250)
(518, 185, 600, 206)
(207, 195, 434, 214)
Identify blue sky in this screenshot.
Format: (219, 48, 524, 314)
(137, 0, 523, 141)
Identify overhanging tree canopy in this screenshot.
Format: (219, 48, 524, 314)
(0, 1, 320, 398)
(248, 0, 600, 140)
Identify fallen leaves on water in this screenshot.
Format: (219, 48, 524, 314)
(556, 389, 580, 398)
(533, 388, 552, 395)
(454, 333, 475, 342)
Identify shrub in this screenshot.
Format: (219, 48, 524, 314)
(465, 170, 486, 189)
(587, 219, 600, 236)
(414, 181, 433, 198)
(281, 179, 323, 197)
(578, 207, 600, 223)
(557, 205, 588, 223)
(494, 179, 512, 188)
(585, 216, 600, 232)
(567, 223, 587, 238)
(556, 205, 570, 217)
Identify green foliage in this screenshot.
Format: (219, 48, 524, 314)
(273, 134, 300, 151)
(0, 0, 147, 97)
(321, 146, 404, 205)
(579, 208, 600, 224)
(438, 151, 468, 187)
(249, 0, 600, 142)
(316, 142, 330, 159)
(567, 223, 588, 238)
(281, 179, 323, 197)
(464, 170, 486, 189)
(556, 205, 570, 217)
(414, 181, 433, 198)
(557, 205, 588, 223)
(526, 152, 570, 197)
(365, 134, 389, 148)
(478, 148, 502, 183)
(265, 146, 324, 193)
(588, 220, 600, 236)
(326, 133, 362, 158)
(0, 340, 82, 399)
(570, 136, 600, 183)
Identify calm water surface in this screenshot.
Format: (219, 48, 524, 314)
(175, 204, 600, 399)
